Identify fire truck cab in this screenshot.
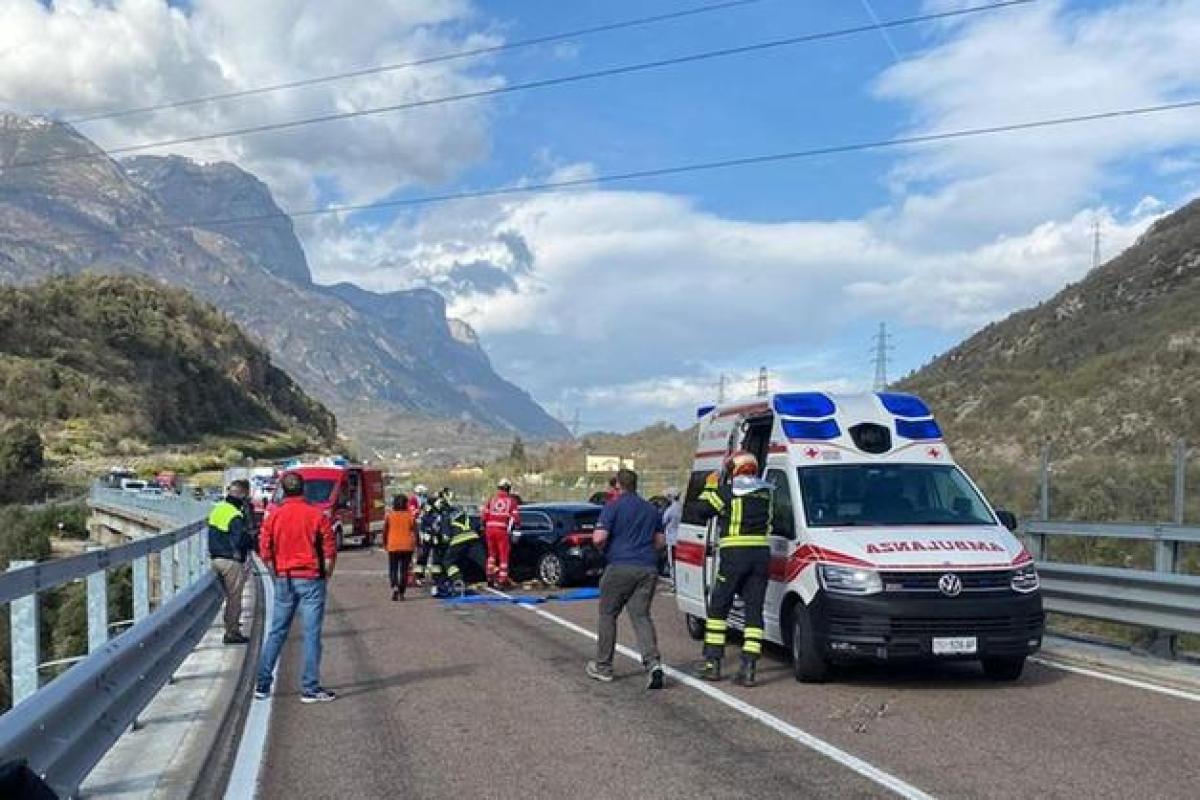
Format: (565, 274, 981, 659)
(675, 392, 1043, 682)
(267, 460, 386, 550)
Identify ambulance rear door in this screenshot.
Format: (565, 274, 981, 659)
(763, 458, 800, 644)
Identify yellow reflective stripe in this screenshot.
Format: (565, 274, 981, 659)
(701, 489, 725, 512)
(446, 565, 461, 578)
(743, 627, 764, 640)
(705, 619, 727, 631)
(730, 497, 743, 536)
(449, 532, 479, 546)
(743, 640, 763, 655)
(704, 634, 726, 645)
(719, 537, 769, 548)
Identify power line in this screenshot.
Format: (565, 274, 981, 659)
(871, 322, 894, 391)
(1, 1, 1034, 172)
(62, 0, 767, 125)
(5, 96, 1199, 245)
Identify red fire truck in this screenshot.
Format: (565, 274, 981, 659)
(267, 460, 386, 550)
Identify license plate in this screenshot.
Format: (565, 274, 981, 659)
(932, 636, 977, 655)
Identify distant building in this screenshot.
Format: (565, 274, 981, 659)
(448, 466, 484, 477)
(585, 455, 635, 473)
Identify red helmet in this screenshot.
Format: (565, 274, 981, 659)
(726, 450, 759, 478)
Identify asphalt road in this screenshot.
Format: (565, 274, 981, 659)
(259, 550, 1199, 800)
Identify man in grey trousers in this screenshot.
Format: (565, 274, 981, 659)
(587, 468, 666, 690)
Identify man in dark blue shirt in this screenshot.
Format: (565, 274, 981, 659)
(586, 469, 665, 689)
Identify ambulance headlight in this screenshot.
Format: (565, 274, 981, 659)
(1011, 564, 1040, 593)
(819, 565, 883, 596)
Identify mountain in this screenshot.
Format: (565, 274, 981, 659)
(0, 273, 336, 455)
(899, 197, 1200, 464)
(0, 114, 569, 452)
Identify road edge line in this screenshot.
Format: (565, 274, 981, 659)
(1029, 656, 1200, 703)
(224, 560, 276, 800)
(486, 588, 935, 800)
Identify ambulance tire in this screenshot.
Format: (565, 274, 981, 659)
(334, 526, 345, 552)
(789, 603, 829, 683)
(685, 614, 705, 641)
(981, 656, 1025, 681)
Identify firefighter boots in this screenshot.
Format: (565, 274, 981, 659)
(693, 658, 722, 681)
(733, 656, 758, 687)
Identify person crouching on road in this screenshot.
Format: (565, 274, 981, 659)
(587, 468, 666, 690)
(384, 494, 416, 601)
(208, 479, 254, 645)
(440, 509, 485, 597)
(482, 478, 520, 588)
(692, 451, 773, 687)
(256, 471, 338, 703)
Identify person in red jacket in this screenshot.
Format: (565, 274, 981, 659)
(482, 478, 520, 588)
(255, 471, 338, 703)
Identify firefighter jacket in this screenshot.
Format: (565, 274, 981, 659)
(698, 474, 773, 548)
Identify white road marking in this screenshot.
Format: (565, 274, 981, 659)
(225, 562, 275, 800)
(485, 588, 935, 800)
(1030, 656, 1200, 704)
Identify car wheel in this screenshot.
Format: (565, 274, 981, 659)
(790, 603, 829, 683)
(335, 526, 344, 552)
(537, 551, 566, 587)
(981, 656, 1026, 681)
(685, 614, 705, 641)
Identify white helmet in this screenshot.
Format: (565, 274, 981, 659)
(498, 477, 513, 490)
(414, 484, 428, 495)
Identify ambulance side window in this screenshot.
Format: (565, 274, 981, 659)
(766, 469, 796, 540)
(682, 471, 713, 526)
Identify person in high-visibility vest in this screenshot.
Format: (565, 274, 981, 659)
(482, 479, 520, 588)
(693, 451, 773, 686)
(208, 479, 254, 644)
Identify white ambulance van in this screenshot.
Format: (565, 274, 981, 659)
(674, 392, 1043, 682)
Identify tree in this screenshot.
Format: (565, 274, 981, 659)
(508, 436, 526, 465)
(0, 422, 45, 503)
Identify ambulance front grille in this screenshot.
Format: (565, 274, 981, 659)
(880, 570, 1013, 593)
(827, 612, 1044, 638)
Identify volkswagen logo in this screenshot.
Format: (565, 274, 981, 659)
(938, 573, 963, 597)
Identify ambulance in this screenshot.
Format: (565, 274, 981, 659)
(674, 392, 1043, 682)
(266, 459, 386, 550)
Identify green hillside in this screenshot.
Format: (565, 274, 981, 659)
(0, 274, 336, 475)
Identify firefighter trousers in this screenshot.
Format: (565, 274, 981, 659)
(484, 528, 511, 583)
(444, 538, 486, 583)
(704, 546, 770, 662)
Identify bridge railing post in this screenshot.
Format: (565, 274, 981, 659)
(8, 560, 40, 706)
(159, 544, 176, 603)
(86, 545, 109, 654)
(133, 554, 150, 623)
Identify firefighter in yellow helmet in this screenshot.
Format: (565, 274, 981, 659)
(693, 450, 773, 686)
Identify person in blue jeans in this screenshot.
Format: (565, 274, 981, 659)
(255, 472, 338, 703)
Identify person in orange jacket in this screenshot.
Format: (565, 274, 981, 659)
(482, 478, 520, 587)
(383, 494, 417, 601)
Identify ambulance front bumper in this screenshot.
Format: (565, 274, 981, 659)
(812, 591, 1044, 661)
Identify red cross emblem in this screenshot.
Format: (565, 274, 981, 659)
(928, 447, 942, 458)
(805, 447, 820, 459)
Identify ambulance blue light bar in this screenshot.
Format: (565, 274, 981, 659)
(877, 393, 932, 419)
(782, 418, 841, 441)
(696, 404, 716, 419)
(895, 418, 943, 441)
(773, 392, 836, 419)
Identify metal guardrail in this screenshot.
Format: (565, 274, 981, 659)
(0, 493, 217, 796)
(1023, 520, 1200, 652)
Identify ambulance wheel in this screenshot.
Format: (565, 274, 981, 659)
(685, 614, 705, 641)
(981, 656, 1025, 681)
(537, 552, 565, 587)
(334, 527, 344, 551)
(789, 604, 829, 683)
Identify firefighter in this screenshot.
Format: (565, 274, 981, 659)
(693, 450, 773, 687)
(439, 510, 485, 597)
(482, 478, 520, 588)
(417, 495, 448, 594)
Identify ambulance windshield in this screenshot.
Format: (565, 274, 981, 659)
(798, 464, 995, 528)
(303, 479, 337, 504)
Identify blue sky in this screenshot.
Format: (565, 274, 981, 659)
(4, 0, 1200, 432)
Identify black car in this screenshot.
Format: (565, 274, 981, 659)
(510, 503, 605, 587)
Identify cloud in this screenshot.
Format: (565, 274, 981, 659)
(0, 0, 502, 209)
